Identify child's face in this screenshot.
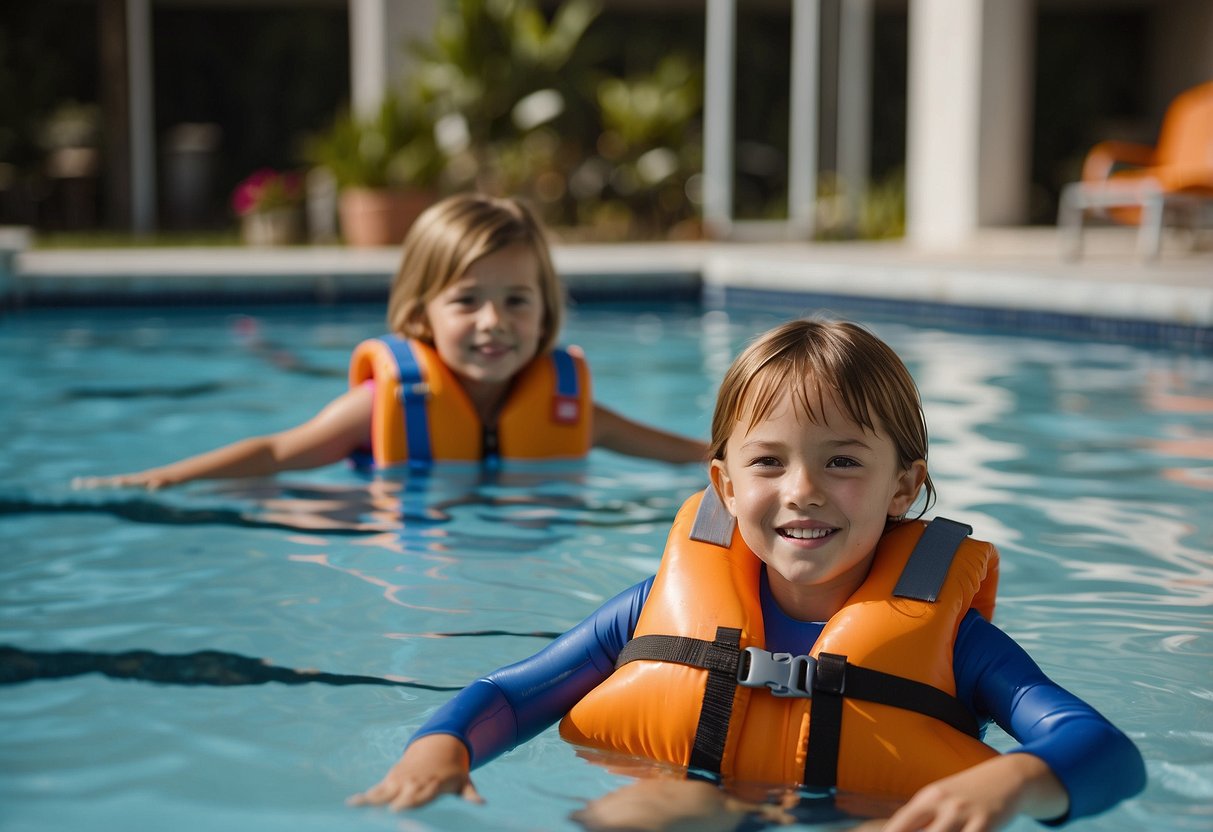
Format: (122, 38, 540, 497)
(423, 243, 545, 390)
(710, 386, 924, 617)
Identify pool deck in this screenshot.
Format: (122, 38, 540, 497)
(5, 225, 1211, 346)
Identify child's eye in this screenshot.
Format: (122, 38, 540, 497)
(826, 456, 860, 469)
(748, 456, 782, 468)
(506, 294, 533, 307)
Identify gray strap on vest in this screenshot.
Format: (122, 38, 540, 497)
(892, 517, 973, 603)
(689, 487, 736, 547)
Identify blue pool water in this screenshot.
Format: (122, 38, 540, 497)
(2, 301, 1211, 832)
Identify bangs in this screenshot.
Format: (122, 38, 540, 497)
(737, 351, 880, 436)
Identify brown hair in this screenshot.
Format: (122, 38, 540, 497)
(385, 193, 563, 355)
(709, 318, 935, 515)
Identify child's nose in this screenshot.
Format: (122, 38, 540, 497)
(785, 467, 823, 508)
(477, 301, 504, 329)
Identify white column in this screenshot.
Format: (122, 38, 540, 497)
(836, 0, 872, 231)
(350, 0, 438, 118)
(788, 0, 820, 238)
(127, 0, 156, 233)
(978, 1, 1033, 226)
(702, 0, 736, 238)
(906, 0, 983, 248)
(350, 0, 390, 118)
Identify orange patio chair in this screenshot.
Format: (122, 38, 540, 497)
(1059, 79, 1213, 260)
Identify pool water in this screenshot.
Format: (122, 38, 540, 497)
(2, 301, 1210, 831)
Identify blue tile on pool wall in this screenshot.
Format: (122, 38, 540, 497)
(713, 286, 1213, 352)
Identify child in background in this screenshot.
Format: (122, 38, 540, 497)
(350, 319, 1144, 830)
(74, 193, 706, 490)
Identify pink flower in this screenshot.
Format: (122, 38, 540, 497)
(231, 168, 304, 216)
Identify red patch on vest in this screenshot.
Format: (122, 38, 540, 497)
(552, 395, 581, 425)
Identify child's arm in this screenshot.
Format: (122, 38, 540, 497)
(885, 611, 1145, 830)
(351, 577, 651, 811)
(591, 403, 707, 464)
(73, 384, 374, 489)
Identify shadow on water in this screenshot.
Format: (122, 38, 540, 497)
(390, 629, 561, 640)
(56, 316, 346, 380)
(0, 496, 377, 536)
(0, 645, 462, 691)
(61, 381, 233, 401)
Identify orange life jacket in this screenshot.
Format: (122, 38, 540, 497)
(560, 488, 1001, 798)
(348, 336, 592, 467)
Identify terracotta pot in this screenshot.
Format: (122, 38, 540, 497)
(241, 208, 301, 246)
(338, 187, 433, 247)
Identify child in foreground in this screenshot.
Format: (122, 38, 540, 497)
(350, 319, 1145, 830)
(74, 193, 705, 490)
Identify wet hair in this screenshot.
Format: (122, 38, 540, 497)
(709, 318, 935, 516)
(385, 193, 562, 356)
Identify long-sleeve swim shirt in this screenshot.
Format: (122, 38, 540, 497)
(410, 571, 1145, 825)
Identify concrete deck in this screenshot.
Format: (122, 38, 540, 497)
(5, 225, 1211, 348)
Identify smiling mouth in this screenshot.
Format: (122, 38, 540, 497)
(474, 343, 513, 357)
(779, 526, 835, 540)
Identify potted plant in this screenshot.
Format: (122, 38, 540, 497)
(231, 168, 304, 246)
(305, 94, 445, 247)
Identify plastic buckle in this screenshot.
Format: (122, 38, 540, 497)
(737, 646, 815, 698)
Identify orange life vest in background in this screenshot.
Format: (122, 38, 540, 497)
(348, 336, 592, 467)
(560, 488, 1001, 798)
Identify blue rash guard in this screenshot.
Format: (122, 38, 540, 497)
(411, 571, 1145, 825)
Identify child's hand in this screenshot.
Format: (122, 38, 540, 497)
(878, 753, 1067, 832)
(571, 778, 795, 832)
(347, 734, 482, 811)
(72, 470, 173, 490)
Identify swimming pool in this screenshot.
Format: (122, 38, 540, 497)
(2, 300, 1210, 831)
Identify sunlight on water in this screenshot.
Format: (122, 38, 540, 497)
(1, 303, 1210, 831)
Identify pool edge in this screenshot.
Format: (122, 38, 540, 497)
(7, 239, 1212, 351)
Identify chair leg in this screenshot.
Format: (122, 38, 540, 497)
(1138, 192, 1164, 261)
(1058, 183, 1085, 261)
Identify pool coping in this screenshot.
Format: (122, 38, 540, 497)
(5, 232, 1212, 349)
(697, 244, 1213, 350)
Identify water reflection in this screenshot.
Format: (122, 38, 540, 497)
(1142, 370, 1213, 492)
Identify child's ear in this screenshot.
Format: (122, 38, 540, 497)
(405, 306, 432, 341)
(709, 458, 738, 517)
(888, 459, 927, 517)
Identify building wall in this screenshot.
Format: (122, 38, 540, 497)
(1150, 0, 1213, 116)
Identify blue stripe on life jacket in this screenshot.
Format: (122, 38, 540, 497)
(552, 347, 578, 398)
(380, 336, 432, 467)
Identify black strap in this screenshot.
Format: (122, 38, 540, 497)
(615, 627, 743, 774)
(617, 636, 977, 737)
(481, 424, 499, 463)
(801, 651, 982, 789)
(616, 632, 737, 673)
(893, 517, 973, 602)
(619, 635, 980, 786)
(843, 664, 980, 737)
(803, 652, 846, 788)
(689, 627, 742, 772)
